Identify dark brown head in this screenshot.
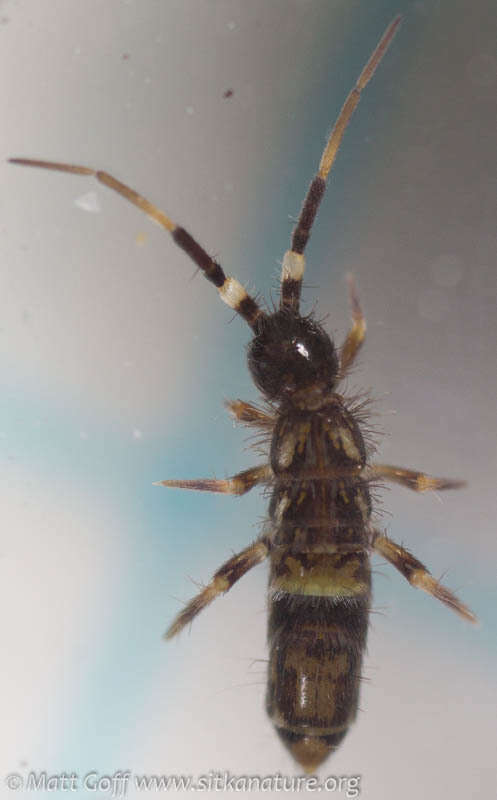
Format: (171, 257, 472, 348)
(247, 310, 339, 406)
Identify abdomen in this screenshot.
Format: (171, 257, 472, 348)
(266, 555, 370, 772)
(266, 400, 372, 771)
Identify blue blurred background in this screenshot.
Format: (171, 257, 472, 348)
(1, 1, 495, 797)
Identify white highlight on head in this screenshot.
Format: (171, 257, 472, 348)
(296, 341, 310, 359)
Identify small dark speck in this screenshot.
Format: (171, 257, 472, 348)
(223, 88, 234, 99)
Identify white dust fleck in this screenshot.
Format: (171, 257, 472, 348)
(75, 191, 101, 214)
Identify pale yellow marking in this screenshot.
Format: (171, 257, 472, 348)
(218, 276, 247, 309)
(296, 489, 308, 506)
(212, 575, 229, 594)
(329, 425, 361, 461)
(273, 492, 292, 525)
(416, 475, 440, 492)
(277, 430, 298, 468)
(296, 421, 311, 454)
(354, 489, 370, 523)
(272, 554, 368, 597)
(329, 428, 342, 451)
(249, 540, 271, 562)
(197, 574, 230, 607)
(281, 250, 306, 281)
(338, 426, 361, 461)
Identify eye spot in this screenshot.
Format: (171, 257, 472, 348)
(295, 340, 310, 359)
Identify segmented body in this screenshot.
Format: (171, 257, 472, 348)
(10, 13, 475, 776)
(266, 398, 372, 769)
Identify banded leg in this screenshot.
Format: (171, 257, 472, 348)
(339, 275, 366, 376)
(165, 535, 271, 638)
(371, 531, 476, 623)
(9, 158, 265, 330)
(155, 463, 273, 495)
(368, 463, 466, 492)
(280, 16, 401, 311)
(225, 399, 276, 430)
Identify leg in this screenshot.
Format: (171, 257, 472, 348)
(9, 158, 265, 330)
(165, 535, 270, 638)
(368, 463, 466, 492)
(280, 16, 401, 311)
(225, 399, 275, 430)
(371, 531, 476, 623)
(155, 463, 273, 495)
(339, 275, 367, 376)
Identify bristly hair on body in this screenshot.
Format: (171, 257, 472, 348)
(10, 14, 476, 774)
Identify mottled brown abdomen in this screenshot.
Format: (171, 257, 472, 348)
(267, 399, 372, 771)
